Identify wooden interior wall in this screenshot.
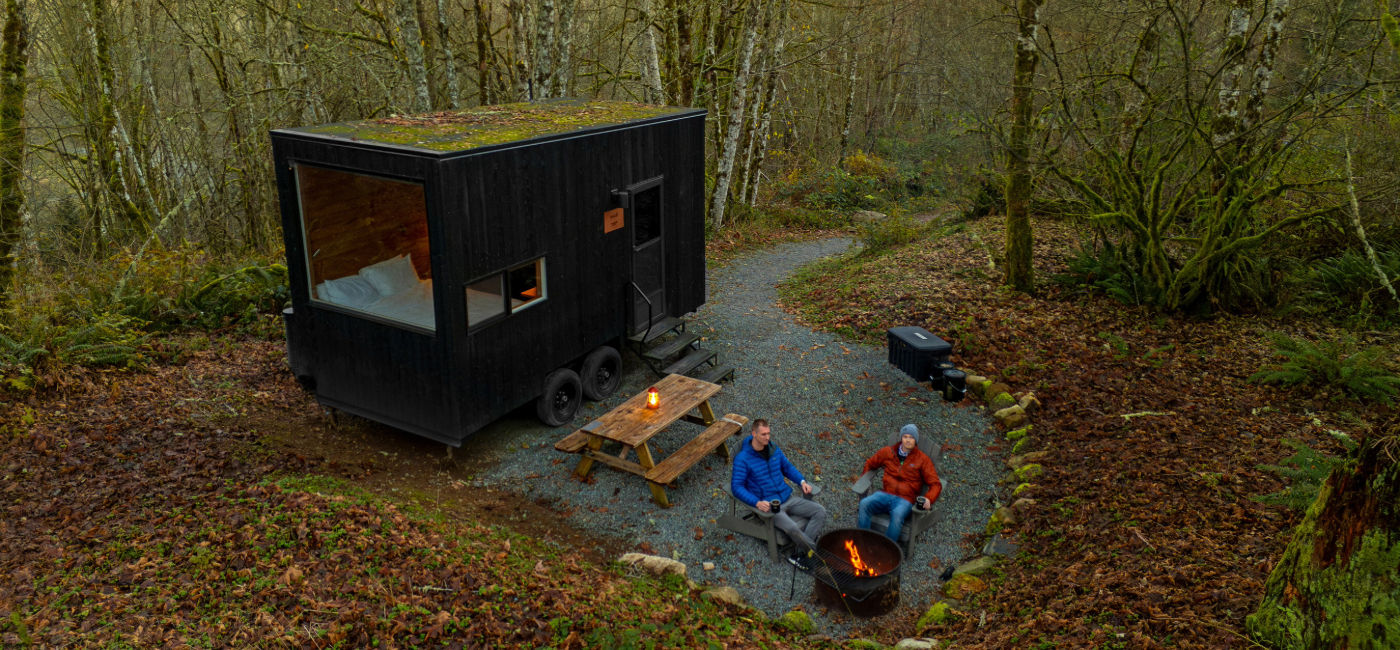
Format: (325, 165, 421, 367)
(297, 165, 433, 284)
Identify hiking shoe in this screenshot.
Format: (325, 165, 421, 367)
(787, 551, 814, 572)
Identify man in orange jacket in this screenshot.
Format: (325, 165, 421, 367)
(857, 424, 941, 543)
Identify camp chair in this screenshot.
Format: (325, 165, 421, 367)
(852, 432, 946, 558)
(717, 440, 823, 561)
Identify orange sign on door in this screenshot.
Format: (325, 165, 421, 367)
(604, 208, 625, 233)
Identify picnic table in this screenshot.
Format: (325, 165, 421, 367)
(554, 373, 747, 507)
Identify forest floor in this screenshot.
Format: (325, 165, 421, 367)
(0, 213, 1390, 647)
(778, 213, 1395, 647)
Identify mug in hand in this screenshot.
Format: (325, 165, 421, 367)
(770, 499, 782, 512)
(916, 496, 928, 509)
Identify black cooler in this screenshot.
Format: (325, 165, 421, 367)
(887, 326, 952, 383)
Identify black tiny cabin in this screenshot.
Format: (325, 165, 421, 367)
(271, 99, 707, 445)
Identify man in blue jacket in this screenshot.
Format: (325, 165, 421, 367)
(732, 418, 827, 570)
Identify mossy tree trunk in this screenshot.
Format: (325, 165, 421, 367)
(1248, 431, 1400, 648)
(1005, 0, 1044, 294)
(0, 0, 28, 310)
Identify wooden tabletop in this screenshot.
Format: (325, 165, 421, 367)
(579, 374, 721, 447)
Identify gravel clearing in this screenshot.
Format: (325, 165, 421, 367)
(477, 238, 999, 634)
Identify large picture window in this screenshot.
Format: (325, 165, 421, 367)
(296, 164, 435, 331)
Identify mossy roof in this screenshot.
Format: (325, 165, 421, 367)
(286, 99, 695, 153)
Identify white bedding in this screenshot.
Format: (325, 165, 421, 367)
(364, 279, 436, 330)
(315, 254, 437, 330)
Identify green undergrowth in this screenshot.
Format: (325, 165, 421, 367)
(1250, 333, 1400, 405)
(2, 473, 816, 647)
(2, 246, 287, 393)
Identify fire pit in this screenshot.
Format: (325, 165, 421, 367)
(810, 528, 903, 617)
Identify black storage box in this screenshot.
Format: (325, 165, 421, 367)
(887, 326, 952, 382)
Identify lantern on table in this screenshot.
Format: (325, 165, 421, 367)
(646, 387, 660, 409)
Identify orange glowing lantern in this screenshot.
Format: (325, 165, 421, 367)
(646, 387, 660, 409)
(844, 539, 876, 577)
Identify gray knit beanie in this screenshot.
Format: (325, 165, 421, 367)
(900, 423, 919, 441)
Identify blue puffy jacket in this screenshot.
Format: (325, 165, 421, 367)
(732, 435, 805, 506)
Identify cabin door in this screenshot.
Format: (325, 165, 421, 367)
(627, 177, 666, 333)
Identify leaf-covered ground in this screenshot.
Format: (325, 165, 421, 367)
(0, 343, 815, 648)
(778, 214, 1392, 647)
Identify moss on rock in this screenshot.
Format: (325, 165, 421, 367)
(916, 601, 955, 630)
(778, 609, 815, 634)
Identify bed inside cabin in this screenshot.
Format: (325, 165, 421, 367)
(295, 164, 442, 330)
(294, 164, 547, 332)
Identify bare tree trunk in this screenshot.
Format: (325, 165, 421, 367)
(0, 0, 27, 307)
(674, 0, 694, 105)
(837, 40, 857, 166)
(553, 0, 576, 96)
(394, 0, 432, 112)
(1344, 141, 1399, 308)
(508, 0, 531, 99)
(475, 0, 494, 104)
(87, 0, 144, 237)
(638, 0, 665, 103)
(707, 0, 762, 229)
(435, 0, 461, 108)
(744, 0, 787, 207)
(533, 0, 556, 98)
(1005, 0, 1045, 294)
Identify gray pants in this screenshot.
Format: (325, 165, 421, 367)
(775, 493, 827, 550)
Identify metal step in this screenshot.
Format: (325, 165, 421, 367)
(662, 348, 717, 376)
(695, 364, 735, 384)
(642, 332, 701, 361)
(628, 316, 684, 344)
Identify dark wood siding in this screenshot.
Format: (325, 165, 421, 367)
(272, 110, 706, 444)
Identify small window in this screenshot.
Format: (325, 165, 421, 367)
(466, 274, 505, 325)
(509, 258, 546, 311)
(632, 184, 661, 246)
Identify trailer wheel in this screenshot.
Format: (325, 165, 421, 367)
(580, 346, 622, 401)
(536, 368, 582, 427)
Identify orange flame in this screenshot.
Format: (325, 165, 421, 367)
(844, 539, 876, 577)
(646, 387, 660, 409)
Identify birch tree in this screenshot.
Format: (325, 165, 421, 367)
(707, 0, 762, 229)
(638, 0, 665, 103)
(1004, 0, 1045, 294)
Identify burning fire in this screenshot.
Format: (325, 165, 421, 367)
(844, 539, 876, 577)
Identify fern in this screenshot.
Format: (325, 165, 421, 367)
(1254, 432, 1359, 511)
(1250, 333, 1400, 404)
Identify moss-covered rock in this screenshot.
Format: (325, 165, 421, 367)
(1005, 425, 1033, 441)
(941, 573, 988, 599)
(916, 601, 956, 630)
(953, 556, 998, 576)
(1013, 482, 1033, 496)
(847, 640, 887, 650)
(989, 392, 1017, 411)
(1011, 437, 1030, 454)
(1014, 463, 1043, 482)
(778, 609, 815, 634)
(1008, 451, 1049, 469)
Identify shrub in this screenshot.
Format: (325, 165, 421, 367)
(1254, 431, 1358, 512)
(1249, 333, 1400, 404)
(1051, 243, 1161, 306)
(1288, 247, 1400, 325)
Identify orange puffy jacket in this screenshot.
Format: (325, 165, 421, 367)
(863, 443, 941, 505)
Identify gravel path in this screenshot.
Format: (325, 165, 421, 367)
(477, 238, 999, 632)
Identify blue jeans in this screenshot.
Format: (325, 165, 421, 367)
(858, 491, 913, 543)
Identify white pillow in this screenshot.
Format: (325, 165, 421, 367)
(320, 275, 381, 308)
(359, 254, 421, 296)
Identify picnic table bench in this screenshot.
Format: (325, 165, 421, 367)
(553, 374, 745, 507)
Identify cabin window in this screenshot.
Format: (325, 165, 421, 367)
(509, 258, 546, 311)
(295, 164, 435, 331)
(466, 274, 506, 325)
